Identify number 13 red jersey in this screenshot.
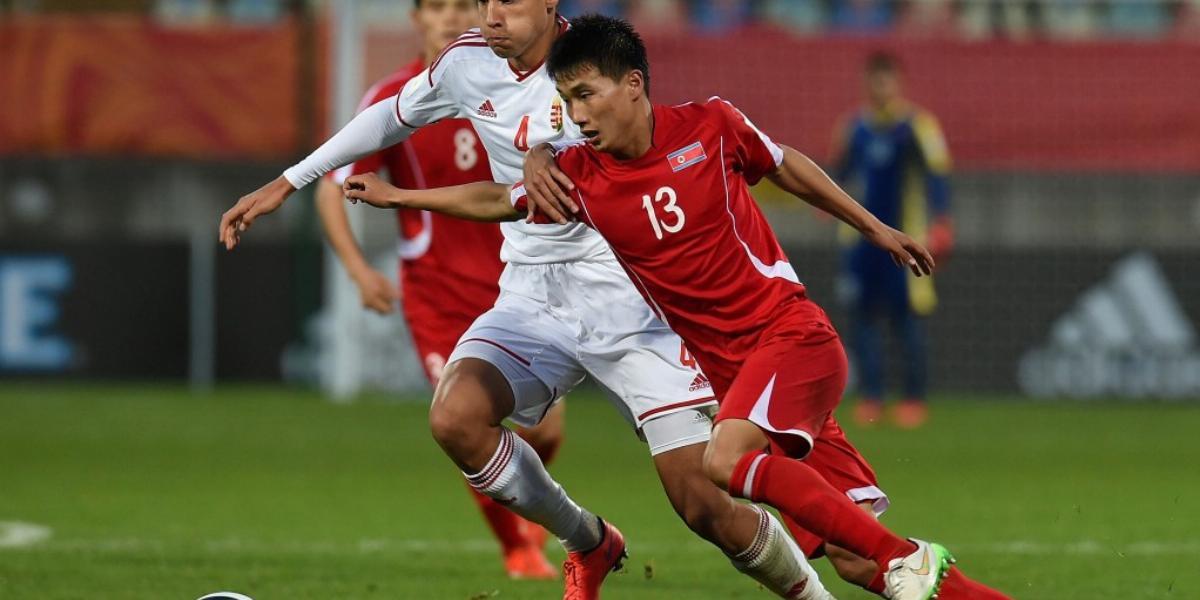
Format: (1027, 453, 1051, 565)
(513, 98, 826, 378)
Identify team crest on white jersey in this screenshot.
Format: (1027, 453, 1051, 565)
(477, 99, 497, 118)
(550, 96, 564, 132)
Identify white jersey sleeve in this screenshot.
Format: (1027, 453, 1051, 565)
(282, 98, 414, 189)
(281, 38, 473, 189)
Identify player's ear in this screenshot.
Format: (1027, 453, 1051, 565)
(627, 70, 645, 100)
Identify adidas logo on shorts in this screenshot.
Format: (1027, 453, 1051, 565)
(689, 373, 711, 392)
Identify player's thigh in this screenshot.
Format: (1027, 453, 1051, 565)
(446, 293, 586, 428)
(579, 313, 717, 434)
(715, 331, 848, 459)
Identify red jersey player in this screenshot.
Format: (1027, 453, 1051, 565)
(312, 0, 559, 581)
(343, 15, 1011, 600)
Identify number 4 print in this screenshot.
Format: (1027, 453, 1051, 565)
(514, 115, 530, 152)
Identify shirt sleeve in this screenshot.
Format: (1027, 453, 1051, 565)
(714, 98, 785, 185)
(394, 62, 463, 130)
(326, 83, 396, 184)
(284, 59, 465, 190)
(283, 97, 413, 189)
(912, 111, 951, 215)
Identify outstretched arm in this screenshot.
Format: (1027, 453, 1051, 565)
(766, 144, 934, 276)
(342, 173, 520, 222)
(219, 99, 415, 250)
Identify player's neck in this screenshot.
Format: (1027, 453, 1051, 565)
(422, 45, 440, 67)
(610, 102, 655, 161)
(508, 16, 560, 72)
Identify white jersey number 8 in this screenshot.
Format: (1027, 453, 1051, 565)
(641, 186, 685, 240)
(454, 128, 479, 171)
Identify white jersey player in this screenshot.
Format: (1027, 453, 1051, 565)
(219, 3, 831, 599)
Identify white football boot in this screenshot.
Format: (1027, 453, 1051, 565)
(883, 538, 955, 600)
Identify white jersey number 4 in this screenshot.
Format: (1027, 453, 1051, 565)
(641, 186, 685, 240)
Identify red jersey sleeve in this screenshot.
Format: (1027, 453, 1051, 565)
(711, 98, 785, 185)
(508, 181, 557, 224)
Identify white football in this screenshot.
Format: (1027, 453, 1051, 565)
(197, 593, 254, 600)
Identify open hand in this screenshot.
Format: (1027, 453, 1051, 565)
(864, 225, 935, 277)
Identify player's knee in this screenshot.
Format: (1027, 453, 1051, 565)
(701, 443, 739, 492)
(825, 544, 877, 587)
(428, 365, 492, 455)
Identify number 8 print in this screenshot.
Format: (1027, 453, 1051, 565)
(641, 186, 685, 240)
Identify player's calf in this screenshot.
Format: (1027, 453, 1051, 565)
(651, 414, 830, 599)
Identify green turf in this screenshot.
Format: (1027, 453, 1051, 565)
(1, 384, 1198, 599)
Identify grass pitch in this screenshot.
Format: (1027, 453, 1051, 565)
(1, 384, 1198, 599)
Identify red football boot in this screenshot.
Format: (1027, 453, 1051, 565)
(562, 520, 627, 599)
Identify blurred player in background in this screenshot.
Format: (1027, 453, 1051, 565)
(312, 0, 560, 580)
(831, 52, 954, 429)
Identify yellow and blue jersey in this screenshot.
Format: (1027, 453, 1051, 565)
(833, 103, 951, 315)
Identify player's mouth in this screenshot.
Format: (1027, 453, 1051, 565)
(582, 129, 601, 146)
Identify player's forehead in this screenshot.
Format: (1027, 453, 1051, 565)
(554, 63, 609, 93)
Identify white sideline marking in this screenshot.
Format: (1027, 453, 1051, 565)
(0, 521, 52, 549)
(4, 536, 1198, 558)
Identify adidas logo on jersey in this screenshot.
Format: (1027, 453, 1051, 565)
(1019, 252, 1200, 399)
(477, 99, 497, 118)
(689, 373, 711, 392)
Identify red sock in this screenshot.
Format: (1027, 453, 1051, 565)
(466, 483, 529, 554)
(938, 567, 1012, 599)
(730, 451, 914, 573)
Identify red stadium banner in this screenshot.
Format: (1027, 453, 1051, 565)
(2, 17, 1196, 171)
(0, 15, 325, 160)
(645, 26, 1200, 173)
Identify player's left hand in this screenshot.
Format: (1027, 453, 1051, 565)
(522, 143, 577, 224)
(343, 173, 400, 209)
(866, 225, 935, 277)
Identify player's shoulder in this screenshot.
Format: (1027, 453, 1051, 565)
(428, 29, 497, 81)
(908, 106, 943, 131)
(549, 139, 595, 170)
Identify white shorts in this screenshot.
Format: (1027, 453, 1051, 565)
(447, 259, 717, 453)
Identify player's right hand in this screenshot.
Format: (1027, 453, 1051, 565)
(522, 143, 577, 225)
(343, 173, 401, 209)
(352, 267, 399, 315)
(219, 176, 295, 250)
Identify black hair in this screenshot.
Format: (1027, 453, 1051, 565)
(548, 14, 651, 97)
(865, 51, 901, 74)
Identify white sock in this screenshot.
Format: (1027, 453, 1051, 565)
(466, 428, 602, 552)
(729, 506, 831, 600)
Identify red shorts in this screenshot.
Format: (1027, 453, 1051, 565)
(711, 302, 846, 458)
(404, 298, 478, 387)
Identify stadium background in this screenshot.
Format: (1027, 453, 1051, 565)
(2, 1, 1199, 598)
